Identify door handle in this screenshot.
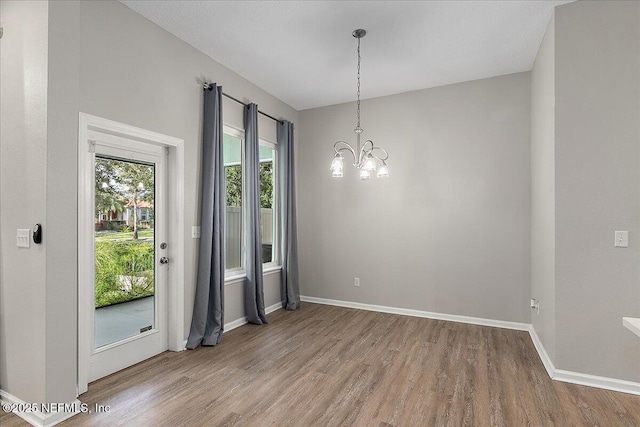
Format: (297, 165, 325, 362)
(159, 257, 169, 265)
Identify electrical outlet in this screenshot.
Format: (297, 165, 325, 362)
(530, 298, 540, 315)
(354, 277, 360, 287)
(191, 226, 201, 239)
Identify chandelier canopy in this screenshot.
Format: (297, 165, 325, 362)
(330, 29, 389, 180)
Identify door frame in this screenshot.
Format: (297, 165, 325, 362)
(77, 112, 185, 395)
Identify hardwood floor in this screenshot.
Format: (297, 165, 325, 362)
(2, 303, 640, 426)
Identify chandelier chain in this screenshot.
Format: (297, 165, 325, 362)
(356, 35, 361, 131)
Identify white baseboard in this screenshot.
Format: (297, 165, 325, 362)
(181, 301, 284, 349)
(527, 326, 556, 378)
(302, 295, 640, 396)
(0, 390, 81, 427)
(224, 316, 249, 332)
(224, 301, 284, 332)
(300, 295, 530, 331)
(527, 326, 640, 395)
(553, 369, 640, 395)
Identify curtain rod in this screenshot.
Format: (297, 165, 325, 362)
(203, 83, 283, 124)
(223, 92, 283, 124)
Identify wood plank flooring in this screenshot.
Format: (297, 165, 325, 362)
(2, 303, 640, 426)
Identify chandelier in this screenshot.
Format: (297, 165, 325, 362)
(330, 29, 389, 180)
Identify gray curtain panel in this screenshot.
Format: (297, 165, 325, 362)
(244, 103, 268, 325)
(186, 83, 225, 348)
(277, 121, 300, 310)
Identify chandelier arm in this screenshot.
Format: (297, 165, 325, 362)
(370, 146, 389, 162)
(357, 139, 374, 165)
(333, 141, 357, 162)
(361, 139, 374, 153)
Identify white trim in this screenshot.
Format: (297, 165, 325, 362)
(77, 113, 186, 394)
(256, 300, 283, 320)
(77, 114, 93, 395)
(0, 390, 81, 427)
(528, 326, 640, 395)
(527, 325, 556, 378)
(300, 296, 530, 331)
(553, 369, 640, 395)
(224, 267, 281, 286)
(181, 301, 284, 349)
(224, 125, 247, 274)
(223, 123, 245, 139)
(225, 272, 246, 285)
(224, 301, 284, 332)
(623, 317, 640, 338)
(167, 140, 186, 353)
(83, 114, 183, 146)
(259, 138, 280, 266)
(224, 316, 251, 332)
(263, 265, 282, 275)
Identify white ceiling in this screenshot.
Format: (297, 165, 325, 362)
(121, 0, 572, 111)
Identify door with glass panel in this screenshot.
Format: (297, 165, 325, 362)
(89, 132, 168, 382)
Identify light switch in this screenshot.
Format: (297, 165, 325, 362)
(17, 229, 30, 248)
(615, 231, 629, 248)
(191, 226, 201, 239)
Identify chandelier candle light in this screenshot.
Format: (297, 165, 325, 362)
(330, 29, 389, 180)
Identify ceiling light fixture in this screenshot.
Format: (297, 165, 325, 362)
(330, 29, 389, 180)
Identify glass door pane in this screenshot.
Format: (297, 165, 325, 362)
(94, 156, 156, 348)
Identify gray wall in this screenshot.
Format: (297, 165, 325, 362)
(0, 0, 298, 405)
(0, 0, 49, 404)
(45, 0, 80, 404)
(530, 15, 556, 362)
(298, 73, 531, 323)
(77, 0, 297, 340)
(554, 0, 640, 381)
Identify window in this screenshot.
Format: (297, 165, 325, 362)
(223, 130, 244, 273)
(140, 208, 149, 221)
(259, 141, 277, 266)
(222, 126, 279, 278)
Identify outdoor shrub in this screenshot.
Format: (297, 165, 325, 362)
(95, 240, 154, 308)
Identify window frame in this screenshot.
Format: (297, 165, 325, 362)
(223, 125, 247, 279)
(259, 138, 280, 270)
(222, 125, 282, 284)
